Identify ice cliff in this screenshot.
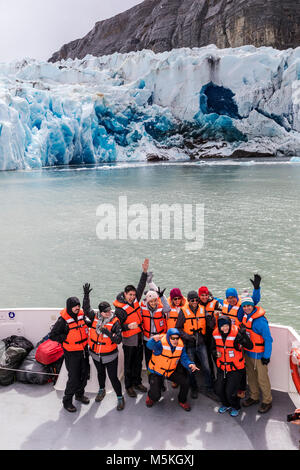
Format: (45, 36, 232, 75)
(0, 45, 300, 170)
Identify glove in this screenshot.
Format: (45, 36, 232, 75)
(261, 357, 270, 365)
(147, 271, 153, 283)
(100, 327, 112, 337)
(83, 283, 93, 295)
(157, 287, 166, 298)
(250, 274, 261, 290)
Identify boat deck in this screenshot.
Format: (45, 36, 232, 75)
(1, 373, 299, 450)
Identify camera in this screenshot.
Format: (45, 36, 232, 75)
(287, 412, 300, 422)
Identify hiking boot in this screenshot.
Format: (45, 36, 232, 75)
(179, 401, 191, 412)
(146, 395, 154, 407)
(237, 389, 246, 399)
(218, 406, 231, 414)
(242, 397, 260, 407)
(95, 389, 106, 402)
(63, 402, 77, 413)
(258, 402, 272, 414)
(117, 397, 125, 411)
(191, 388, 198, 399)
(75, 395, 90, 405)
(134, 384, 147, 393)
(126, 387, 137, 398)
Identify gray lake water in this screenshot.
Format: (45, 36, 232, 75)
(1, 160, 300, 333)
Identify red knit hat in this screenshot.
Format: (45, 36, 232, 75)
(170, 288, 183, 300)
(198, 286, 209, 296)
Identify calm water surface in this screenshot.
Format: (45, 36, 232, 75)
(1, 160, 300, 333)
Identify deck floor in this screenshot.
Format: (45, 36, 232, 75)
(0, 373, 299, 450)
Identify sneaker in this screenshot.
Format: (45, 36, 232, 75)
(146, 395, 154, 407)
(95, 389, 106, 402)
(242, 397, 260, 407)
(75, 395, 90, 404)
(179, 402, 191, 412)
(258, 402, 272, 414)
(117, 397, 125, 411)
(63, 402, 77, 413)
(134, 384, 147, 393)
(126, 387, 137, 398)
(230, 408, 240, 417)
(218, 406, 231, 414)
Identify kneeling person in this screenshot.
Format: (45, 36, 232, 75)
(146, 328, 199, 411)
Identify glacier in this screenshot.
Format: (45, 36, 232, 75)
(0, 44, 300, 170)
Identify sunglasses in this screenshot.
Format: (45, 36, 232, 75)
(170, 336, 180, 341)
(189, 298, 198, 302)
(173, 297, 182, 301)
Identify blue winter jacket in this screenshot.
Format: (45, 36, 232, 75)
(146, 328, 193, 375)
(238, 307, 273, 360)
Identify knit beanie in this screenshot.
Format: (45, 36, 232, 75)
(98, 301, 111, 313)
(146, 290, 159, 302)
(225, 288, 239, 299)
(170, 288, 183, 300)
(198, 286, 209, 296)
(218, 315, 231, 329)
(187, 290, 199, 301)
(241, 296, 254, 307)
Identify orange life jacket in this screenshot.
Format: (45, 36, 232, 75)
(141, 302, 167, 339)
(181, 304, 206, 336)
(241, 306, 266, 354)
(222, 299, 242, 326)
(203, 299, 220, 322)
(167, 307, 179, 330)
(113, 298, 142, 338)
(149, 334, 184, 377)
(88, 316, 119, 355)
(60, 308, 89, 352)
(212, 324, 245, 372)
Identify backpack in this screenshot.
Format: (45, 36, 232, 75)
(35, 339, 64, 365)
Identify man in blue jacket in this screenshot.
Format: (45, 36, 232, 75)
(145, 328, 199, 411)
(239, 296, 273, 413)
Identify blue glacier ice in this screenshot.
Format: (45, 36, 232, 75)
(0, 45, 300, 170)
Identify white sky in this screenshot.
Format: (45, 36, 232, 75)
(0, 0, 143, 62)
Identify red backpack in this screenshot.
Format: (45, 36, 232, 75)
(35, 339, 64, 365)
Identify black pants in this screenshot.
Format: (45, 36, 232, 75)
(92, 356, 122, 397)
(143, 340, 152, 370)
(148, 364, 190, 404)
(123, 343, 143, 389)
(214, 368, 244, 410)
(63, 349, 89, 405)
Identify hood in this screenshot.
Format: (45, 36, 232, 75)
(166, 328, 181, 347)
(217, 315, 232, 331)
(66, 297, 80, 316)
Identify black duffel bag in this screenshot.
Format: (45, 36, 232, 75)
(16, 347, 52, 385)
(0, 344, 28, 386)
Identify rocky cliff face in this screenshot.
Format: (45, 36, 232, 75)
(49, 0, 300, 62)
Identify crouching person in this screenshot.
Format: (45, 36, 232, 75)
(50, 297, 90, 412)
(145, 328, 199, 411)
(83, 284, 124, 411)
(212, 315, 253, 417)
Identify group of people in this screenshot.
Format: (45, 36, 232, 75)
(50, 259, 273, 417)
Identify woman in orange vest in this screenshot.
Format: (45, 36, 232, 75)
(145, 328, 199, 411)
(113, 258, 149, 398)
(141, 289, 168, 369)
(176, 290, 217, 400)
(82, 283, 124, 411)
(212, 315, 253, 417)
(50, 296, 90, 412)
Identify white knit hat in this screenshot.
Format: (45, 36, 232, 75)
(146, 290, 159, 302)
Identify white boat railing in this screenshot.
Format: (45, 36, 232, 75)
(0, 308, 299, 401)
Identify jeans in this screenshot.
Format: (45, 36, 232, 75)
(186, 342, 213, 391)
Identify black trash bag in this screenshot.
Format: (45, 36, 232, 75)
(2, 335, 34, 355)
(0, 346, 28, 386)
(16, 347, 51, 385)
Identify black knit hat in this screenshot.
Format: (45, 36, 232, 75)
(98, 301, 111, 313)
